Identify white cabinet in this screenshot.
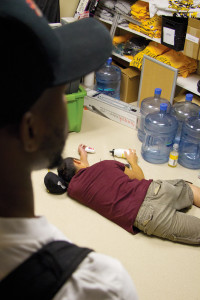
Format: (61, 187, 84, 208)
(95, 1, 200, 97)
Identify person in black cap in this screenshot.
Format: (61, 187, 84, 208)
(0, 0, 138, 299)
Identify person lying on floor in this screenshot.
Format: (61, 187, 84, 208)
(57, 144, 200, 245)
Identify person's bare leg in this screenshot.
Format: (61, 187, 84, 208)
(188, 183, 200, 208)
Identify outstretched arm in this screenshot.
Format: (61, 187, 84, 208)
(78, 144, 89, 167)
(124, 149, 144, 180)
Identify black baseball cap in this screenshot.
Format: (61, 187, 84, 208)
(0, 0, 112, 127)
(44, 172, 67, 195)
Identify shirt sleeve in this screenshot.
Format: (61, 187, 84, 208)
(54, 252, 138, 300)
(114, 160, 126, 171)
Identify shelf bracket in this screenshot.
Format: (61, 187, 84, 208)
(110, 13, 120, 39)
(109, 11, 141, 39)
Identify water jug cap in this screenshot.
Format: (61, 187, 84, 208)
(155, 88, 162, 95)
(107, 57, 112, 65)
(160, 103, 168, 111)
(185, 93, 193, 101)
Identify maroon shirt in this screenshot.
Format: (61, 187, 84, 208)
(68, 160, 152, 233)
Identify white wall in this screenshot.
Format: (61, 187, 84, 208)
(60, 0, 80, 18)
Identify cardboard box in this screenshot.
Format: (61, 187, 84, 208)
(173, 88, 200, 106)
(120, 67, 140, 103)
(183, 18, 200, 60)
(84, 88, 140, 130)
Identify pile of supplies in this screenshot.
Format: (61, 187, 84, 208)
(129, 1, 162, 39)
(113, 34, 149, 59)
(130, 41, 197, 78)
(149, 0, 200, 18)
(130, 0, 149, 21)
(95, 0, 136, 27)
(95, 0, 198, 77)
(95, 0, 162, 37)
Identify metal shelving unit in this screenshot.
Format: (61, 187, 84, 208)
(95, 1, 200, 97)
(112, 51, 200, 97)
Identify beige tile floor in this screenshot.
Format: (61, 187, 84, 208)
(32, 110, 200, 300)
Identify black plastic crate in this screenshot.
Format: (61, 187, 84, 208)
(161, 16, 188, 51)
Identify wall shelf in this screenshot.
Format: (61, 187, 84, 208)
(97, 17, 160, 43)
(113, 51, 200, 96)
(177, 73, 200, 96)
(96, 11, 200, 97)
(117, 24, 161, 43)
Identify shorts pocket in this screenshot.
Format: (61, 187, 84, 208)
(136, 205, 154, 234)
(146, 181, 162, 201)
(153, 183, 161, 196)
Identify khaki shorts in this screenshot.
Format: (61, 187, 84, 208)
(134, 179, 200, 245)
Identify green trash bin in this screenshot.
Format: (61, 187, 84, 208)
(65, 85, 86, 132)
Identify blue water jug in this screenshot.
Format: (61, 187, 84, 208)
(141, 103, 178, 164)
(170, 93, 200, 143)
(138, 88, 171, 142)
(95, 57, 121, 99)
(178, 111, 200, 169)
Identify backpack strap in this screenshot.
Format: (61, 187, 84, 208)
(0, 240, 93, 300)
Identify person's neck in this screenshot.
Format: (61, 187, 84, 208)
(0, 169, 35, 218)
(0, 132, 35, 218)
(0, 178, 34, 218)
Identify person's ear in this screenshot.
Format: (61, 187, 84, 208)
(73, 158, 81, 165)
(19, 111, 40, 152)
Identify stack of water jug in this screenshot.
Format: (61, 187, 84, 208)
(138, 88, 200, 169)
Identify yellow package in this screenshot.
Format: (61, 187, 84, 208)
(130, 0, 149, 21)
(130, 41, 169, 69)
(156, 50, 197, 77)
(129, 15, 162, 38)
(113, 34, 133, 45)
